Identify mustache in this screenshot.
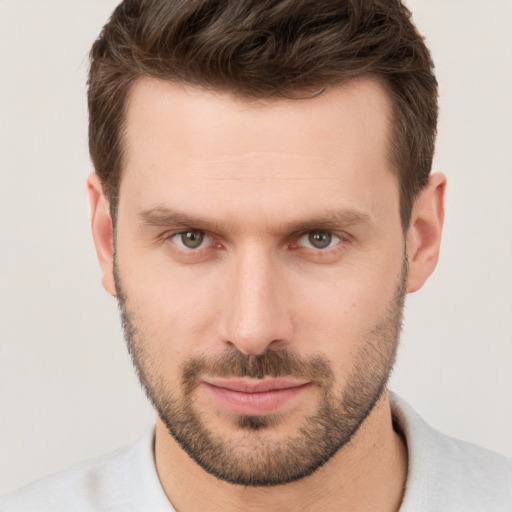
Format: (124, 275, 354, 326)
(181, 348, 334, 392)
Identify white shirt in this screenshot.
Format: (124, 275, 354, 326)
(2, 393, 511, 511)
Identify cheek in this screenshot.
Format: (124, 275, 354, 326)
(290, 257, 403, 364)
(117, 247, 224, 359)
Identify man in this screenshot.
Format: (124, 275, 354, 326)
(1, 0, 511, 510)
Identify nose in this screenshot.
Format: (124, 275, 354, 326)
(217, 246, 293, 355)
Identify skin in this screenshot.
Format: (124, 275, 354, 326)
(88, 77, 445, 511)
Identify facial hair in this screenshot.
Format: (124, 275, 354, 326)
(115, 258, 406, 487)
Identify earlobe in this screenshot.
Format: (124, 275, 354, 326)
(406, 173, 446, 293)
(87, 173, 117, 296)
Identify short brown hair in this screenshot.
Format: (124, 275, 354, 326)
(88, 0, 437, 229)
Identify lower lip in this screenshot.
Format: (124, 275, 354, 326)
(204, 383, 311, 416)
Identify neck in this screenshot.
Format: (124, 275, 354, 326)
(155, 390, 407, 512)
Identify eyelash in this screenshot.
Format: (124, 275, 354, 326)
(159, 231, 221, 259)
(159, 229, 350, 257)
(296, 232, 341, 250)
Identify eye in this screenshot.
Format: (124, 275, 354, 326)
(172, 230, 209, 249)
(298, 231, 341, 250)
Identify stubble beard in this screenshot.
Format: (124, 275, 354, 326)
(114, 259, 406, 487)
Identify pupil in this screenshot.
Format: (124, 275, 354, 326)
(182, 231, 204, 249)
(309, 231, 331, 249)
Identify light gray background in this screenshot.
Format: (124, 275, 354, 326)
(1, 0, 511, 496)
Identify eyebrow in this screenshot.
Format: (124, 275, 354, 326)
(138, 206, 373, 235)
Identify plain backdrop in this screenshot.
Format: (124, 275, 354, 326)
(1, 0, 511, 496)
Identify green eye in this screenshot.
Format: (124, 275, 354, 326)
(308, 231, 333, 249)
(179, 231, 205, 249)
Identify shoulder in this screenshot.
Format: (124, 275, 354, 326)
(0, 428, 173, 512)
(0, 447, 129, 512)
(391, 393, 512, 512)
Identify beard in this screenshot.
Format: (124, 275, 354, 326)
(114, 258, 406, 487)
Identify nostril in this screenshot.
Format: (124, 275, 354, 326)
(223, 338, 286, 357)
(268, 339, 283, 349)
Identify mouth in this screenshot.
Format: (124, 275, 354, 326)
(202, 378, 312, 416)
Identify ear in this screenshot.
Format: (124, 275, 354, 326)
(406, 173, 446, 293)
(87, 173, 116, 296)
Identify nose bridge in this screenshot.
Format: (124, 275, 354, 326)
(220, 242, 291, 355)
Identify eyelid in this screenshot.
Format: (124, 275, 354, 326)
(173, 230, 210, 250)
(157, 228, 350, 254)
(295, 230, 349, 249)
(159, 229, 226, 255)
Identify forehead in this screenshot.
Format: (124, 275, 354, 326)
(123, 76, 392, 164)
(119, 77, 398, 228)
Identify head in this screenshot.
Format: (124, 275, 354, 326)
(87, 0, 445, 487)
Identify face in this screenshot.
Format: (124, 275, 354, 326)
(113, 77, 407, 486)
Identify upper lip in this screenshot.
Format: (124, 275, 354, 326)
(203, 378, 310, 393)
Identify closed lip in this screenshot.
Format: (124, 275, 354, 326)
(202, 378, 310, 393)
